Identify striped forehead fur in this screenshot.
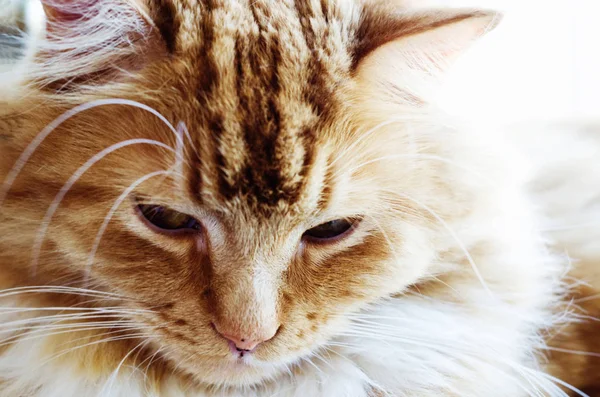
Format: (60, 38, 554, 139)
(24, 0, 491, 213)
(168, 0, 359, 208)
(28, 0, 408, 211)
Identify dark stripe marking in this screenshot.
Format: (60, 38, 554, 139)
(149, 0, 180, 54)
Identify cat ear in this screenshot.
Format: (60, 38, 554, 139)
(34, 0, 161, 92)
(42, 0, 101, 26)
(353, 7, 501, 98)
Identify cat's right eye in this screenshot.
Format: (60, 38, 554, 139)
(136, 204, 202, 234)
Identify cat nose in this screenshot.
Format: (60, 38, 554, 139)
(213, 323, 278, 352)
(220, 333, 262, 351)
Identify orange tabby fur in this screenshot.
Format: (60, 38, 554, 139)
(0, 1, 598, 396)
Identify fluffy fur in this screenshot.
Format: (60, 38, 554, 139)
(0, 1, 597, 396)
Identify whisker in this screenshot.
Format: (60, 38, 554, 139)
(0, 325, 148, 349)
(365, 214, 402, 267)
(337, 330, 473, 352)
(136, 345, 165, 385)
(393, 191, 494, 297)
(175, 122, 185, 183)
(175, 121, 200, 172)
(520, 366, 590, 397)
(300, 355, 325, 377)
(311, 350, 334, 371)
(102, 338, 149, 394)
(30, 138, 176, 274)
(0, 306, 150, 313)
(0, 98, 190, 207)
(86, 169, 171, 275)
(39, 333, 150, 367)
(330, 118, 408, 167)
(543, 346, 600, 358)
(51, 325, 160, 350)
(346, 153, 499, 190)
(573, 293, 600, 304)
(0, 285, 126, 299)
(0, 325, 141, 348)
(0, 313, 139, 330)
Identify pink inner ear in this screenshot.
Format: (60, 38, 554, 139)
(42, 0, 100, 24)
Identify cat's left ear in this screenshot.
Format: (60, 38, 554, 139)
(353, 6, 501, 93)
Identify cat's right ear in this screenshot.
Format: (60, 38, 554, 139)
(35, 0, 171, 92)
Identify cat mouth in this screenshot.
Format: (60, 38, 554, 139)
(227, 340, 254, 359)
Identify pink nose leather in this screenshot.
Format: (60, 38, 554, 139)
(220, 333, 263, 351)
(213, 323, 278, 352)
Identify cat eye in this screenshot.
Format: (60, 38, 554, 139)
(136, 204, 201, 233)
(303, 218, 360, 243)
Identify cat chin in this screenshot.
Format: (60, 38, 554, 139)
(182, 357, 291, 387)
(163, 330, 332, 387)
(188, 342, 338, 388)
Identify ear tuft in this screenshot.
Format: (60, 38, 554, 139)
(42, 0, 101, 26)
(31, 0, 157, 94)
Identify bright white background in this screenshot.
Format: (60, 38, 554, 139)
(438, 0, 600, 122)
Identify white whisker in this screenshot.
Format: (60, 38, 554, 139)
(0, 285, 126, 299)
(0, 98, 190, 207)
(0, 326, 148, 350)
(38, 333, 150, 367)
(86, 170, 171, 275)
(330, 118, 408, 167)
(30, 138, 176, 274)
(0, 306, 151, 315)
(393, 191, 494, 297)
(0, 313, 138, 330)
(102, 338, 149, 394)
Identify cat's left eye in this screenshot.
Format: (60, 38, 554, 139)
(136, 204, 201, 234)
(303, 218, 360, 243)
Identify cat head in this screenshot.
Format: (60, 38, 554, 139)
(0, 0, 499, 387)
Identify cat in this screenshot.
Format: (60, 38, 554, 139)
(0, 0, 597, 396)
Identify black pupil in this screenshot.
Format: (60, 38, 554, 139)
(304, 219, 354, 240)
(138, 205, 199, 231)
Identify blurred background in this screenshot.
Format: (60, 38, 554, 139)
(0, 0, 598, 123)
(438, 0, 600, 123)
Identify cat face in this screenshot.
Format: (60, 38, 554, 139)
(0, 0, 498, 387)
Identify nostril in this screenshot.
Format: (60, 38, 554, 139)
(211, 322, 279, 353)
(221, 332, 261, 351)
